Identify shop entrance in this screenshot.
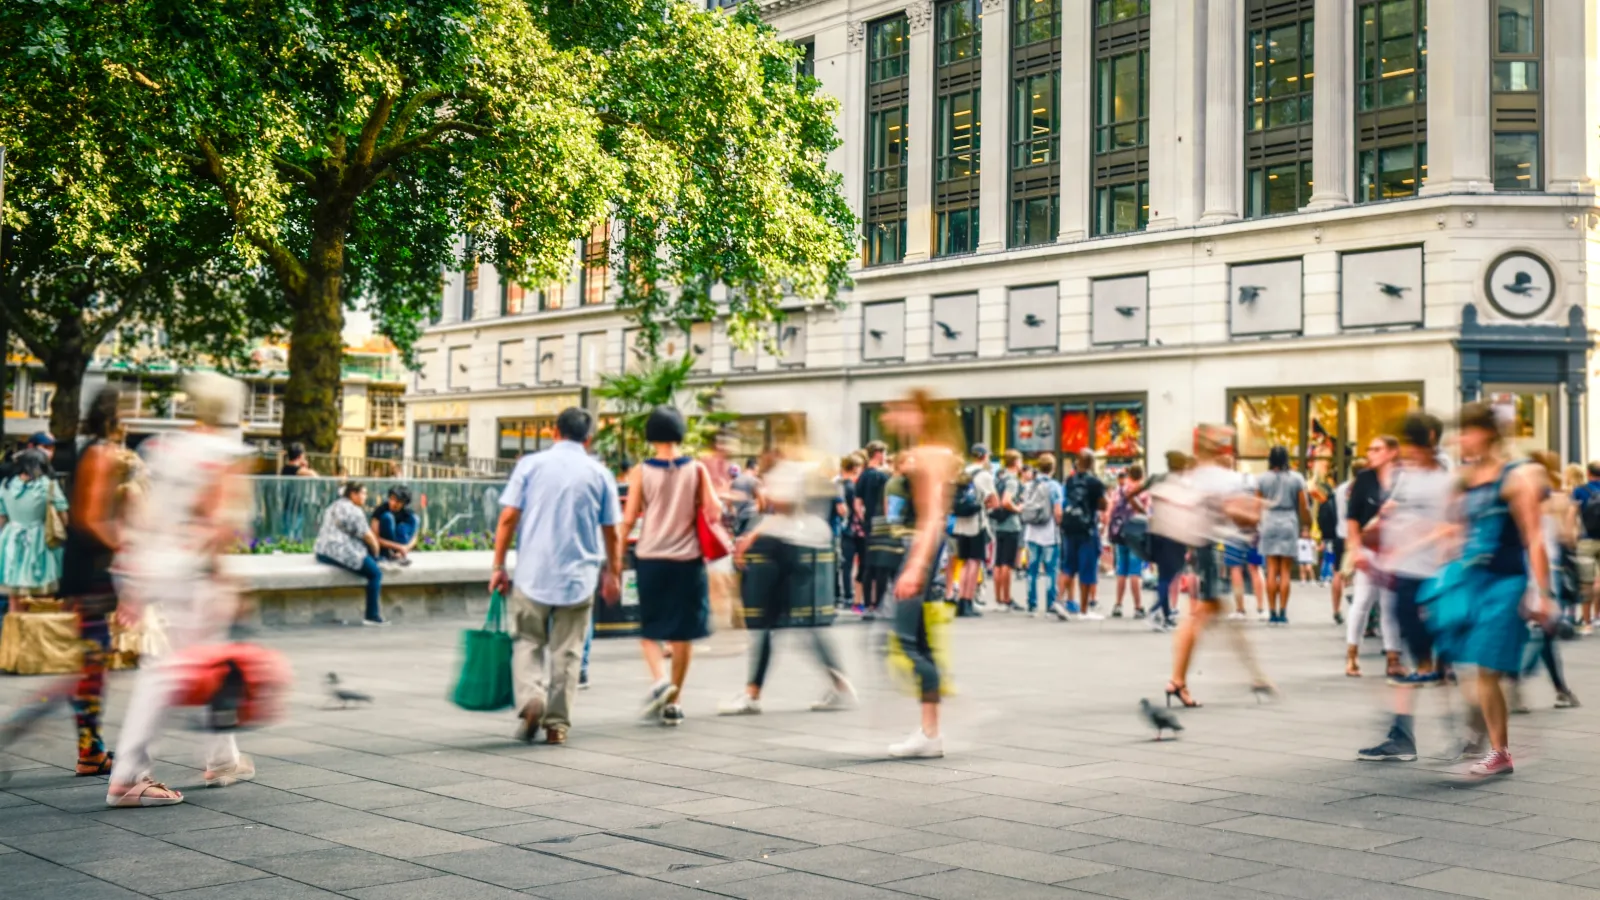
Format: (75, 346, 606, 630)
(1484, 385, 1559, 459)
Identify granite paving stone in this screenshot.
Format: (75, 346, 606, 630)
(3, 602, 1598, 900)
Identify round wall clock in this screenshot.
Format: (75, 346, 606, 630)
(1484, 251, 1556, 319)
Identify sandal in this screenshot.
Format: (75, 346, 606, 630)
(1164, 681, 1201, 708)
(106, 778, 184, 808)
(76, 752, 114, 777)
(204, 754, 256, 788)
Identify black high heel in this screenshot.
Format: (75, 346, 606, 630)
(1165, 681, 1201, 708)
(1251, 683, 1279, 704)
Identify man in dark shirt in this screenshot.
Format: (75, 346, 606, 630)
(854, 441, 890, 532)
(1345, 435, 1400, 676)
(1058, 449, 1108, 618)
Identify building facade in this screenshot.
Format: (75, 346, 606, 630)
(414, 0, 1600, 476)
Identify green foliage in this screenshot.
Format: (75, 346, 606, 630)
(1, 0, 856, 451)
(594, 355, 736, 463)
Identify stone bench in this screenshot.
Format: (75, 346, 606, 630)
(224, 552, 502, 626)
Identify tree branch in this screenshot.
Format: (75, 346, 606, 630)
(371, 120, 488, 171)
(352, 92, 397, 170)
(273, 156, 317, 186)
(386, 88, 444, 148)
(194, 132, 309, 298)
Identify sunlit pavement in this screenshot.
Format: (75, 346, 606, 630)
(3, 582, 1600, 900)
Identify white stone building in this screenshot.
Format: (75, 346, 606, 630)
(411, 0, 1600, 477)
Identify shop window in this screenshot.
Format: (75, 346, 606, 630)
(415, 421, 467, 463)
(1230, 386, 1419, 478)
(498, 417, 556, 460)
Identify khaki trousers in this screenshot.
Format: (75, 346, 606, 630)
(509, 589, 592, 728)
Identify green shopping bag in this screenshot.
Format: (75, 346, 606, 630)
(452, 590, 515, 711)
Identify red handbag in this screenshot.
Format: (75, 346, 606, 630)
(694, 463, 733, 562)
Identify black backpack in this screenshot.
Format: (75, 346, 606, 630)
(1316, 493, 1339, 540)
(1061, 474, 1095, 534)
(1582, 490, 1600, 540)
(951, 470, 983, 518)
(990, 471, 1017, 524)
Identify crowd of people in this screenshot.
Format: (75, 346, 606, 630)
(4, 383, 1595, 799)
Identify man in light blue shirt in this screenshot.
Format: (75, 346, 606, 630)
(490, 407, 621, 745)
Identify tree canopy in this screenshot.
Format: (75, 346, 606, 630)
(2, 0, 855, 452)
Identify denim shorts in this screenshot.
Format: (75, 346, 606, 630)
(1113, 544, 1143, 577)
(1060, 535, 1100, 585)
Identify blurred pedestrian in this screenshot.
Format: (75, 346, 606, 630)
(862, 451, 911, 620)
(1346, 438, 1404, 679)
(107, 373, 257, 806)
(1441, 403, 1554, 777)
(1510, 450, 1578, 711)
(314, 482, 387, 625)
(0, 449, 69, 599)
(1257, 446, 1309, 625)
(1140, 451, 1195, 632)
(60, 387, 129, 777)
(617, 405, 721, 727)
(881, 390, 959, 758)
(489, 407, 621, 746)
(1166, 425, 1271, 708)
(1570, 460, 1600, 636)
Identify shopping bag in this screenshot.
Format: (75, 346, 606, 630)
(452, 590, 514, 711)
(0, 611, 82, 675)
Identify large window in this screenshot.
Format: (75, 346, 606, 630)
(1356, 0, 1427, 202)
(581, 222, 609, 305)
(1491, 0, 1541, 191)
(934, 0, 982, 257)
(460, 236, 478, 321)
(500, 278, 525, 317)
(497, 418, 556, 460)
(866, 15, 910, 266)
(1093, 1, 1149, 235)
(415, 422, 468, 464)
(796, 39, 816, 80)
(1230, 385, 1421, 479)
(1011, 0, 1061, 248)
(1245, 0, 1315, 218)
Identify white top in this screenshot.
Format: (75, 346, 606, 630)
(1189, 463, 1249, 546)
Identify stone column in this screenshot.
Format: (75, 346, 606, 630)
(1420, 0, 1493, 195)
(1057, 0, 1092, 241)
(842, 22, 869, 265)
(1199, 0, 1242, 224)
(977, 0, 1009, 252)
(1147, 0, 1206, 229)
(1305, 0, 1352, 209)
(904, 0, 936, 262)
(1544, 0, 1600, 194)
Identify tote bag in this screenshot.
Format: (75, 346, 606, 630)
(695, 464, 734, 563)
(452, 590, 515, 711)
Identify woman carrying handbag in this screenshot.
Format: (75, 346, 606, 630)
(617, 405, 724, 727)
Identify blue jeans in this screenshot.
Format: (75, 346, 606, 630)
(374, 510, 416, 559)
(317, 553, 383, 621)
(1026, 542, 1059, 611)
(581, 613, 593, 677)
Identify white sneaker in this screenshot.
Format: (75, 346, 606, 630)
(1048, 603, 1069, 621)
(811, 677, 859, 712)
(888, 729, 944, 759)
(1081, 611, 1105, 621)
(1227, 611, 1246, 621)
(1149, 612, 1168, 632)
(717, 694, 762, 716)
(1257, 610, 1270, 622)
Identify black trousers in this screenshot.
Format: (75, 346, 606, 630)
(743, 536, 842, 690)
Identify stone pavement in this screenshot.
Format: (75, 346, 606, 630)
(4, 585, 1600, 900)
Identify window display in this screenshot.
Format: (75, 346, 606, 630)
(1231, 386, 1419, 478)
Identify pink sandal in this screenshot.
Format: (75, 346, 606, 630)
(106, 778, 184, 808)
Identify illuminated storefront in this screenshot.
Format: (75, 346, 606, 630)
(862, 394, 1146, 470)
(1229, 384, 1422, 478)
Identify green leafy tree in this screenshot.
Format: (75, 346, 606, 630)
(594, 355, 737, 464)
(0, 13, 277, 460)
(9, 0, 855, 453)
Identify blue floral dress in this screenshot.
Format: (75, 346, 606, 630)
(0, 475, 69, 592)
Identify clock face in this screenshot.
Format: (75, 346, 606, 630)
(1485, 252, 1556, 319)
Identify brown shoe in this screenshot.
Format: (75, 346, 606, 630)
(517, 697, 546, 744)
(544, 725, 568, 745)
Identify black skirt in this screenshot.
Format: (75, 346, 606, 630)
(635, 557, 710, 642)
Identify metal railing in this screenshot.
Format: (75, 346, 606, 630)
(283, 451, 515, 481)
(250, 475, 505, 545)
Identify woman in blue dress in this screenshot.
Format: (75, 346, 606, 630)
(1444, 402, 1555, 778)
(0, 449, 69, 597)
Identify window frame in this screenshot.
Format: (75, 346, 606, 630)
(1243, 0, 1315, 219)
(1011, 0, 1062, 248)
(1091, 3, 1149, 235)
(1490, 0, 1542, 191)
(1355, 0, 1427, 203)
(933, 0, 983, 259)
(580, 222, 610, 306)
(865, 14, 911, 266)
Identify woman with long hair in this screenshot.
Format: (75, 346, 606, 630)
(617, 405, 722, 726)
(880, 390, 959, 758)
(1256, 445, 1310, 624)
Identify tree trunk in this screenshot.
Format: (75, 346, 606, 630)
(44, 311, 88, 477)
(280, 270, 345, 455)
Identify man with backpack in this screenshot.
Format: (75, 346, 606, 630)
(991, 450, 1026, 610)
(1058, 449, 1108, 620)
(1021, 454, 1064, 616)
(950, 443, 999, 618)
(1571, 461, 1600, 636)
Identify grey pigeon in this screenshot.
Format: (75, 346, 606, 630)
(1114, 305, 1137, 317)
(1376, 282, 1410, 298)
(868, 329, 886, 342)
(325, 672, 373, 709)
(1023, 313, 1045, 328)
(1139, 698, 1182, 741)
(1237, 285, 1265, 304)
(780, 325, 800, 344)
(935, 320, 961, 341)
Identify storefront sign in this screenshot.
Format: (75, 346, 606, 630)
(1011, 404, 1056, 453)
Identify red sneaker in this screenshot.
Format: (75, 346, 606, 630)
(1467, 749, 1514, 778)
